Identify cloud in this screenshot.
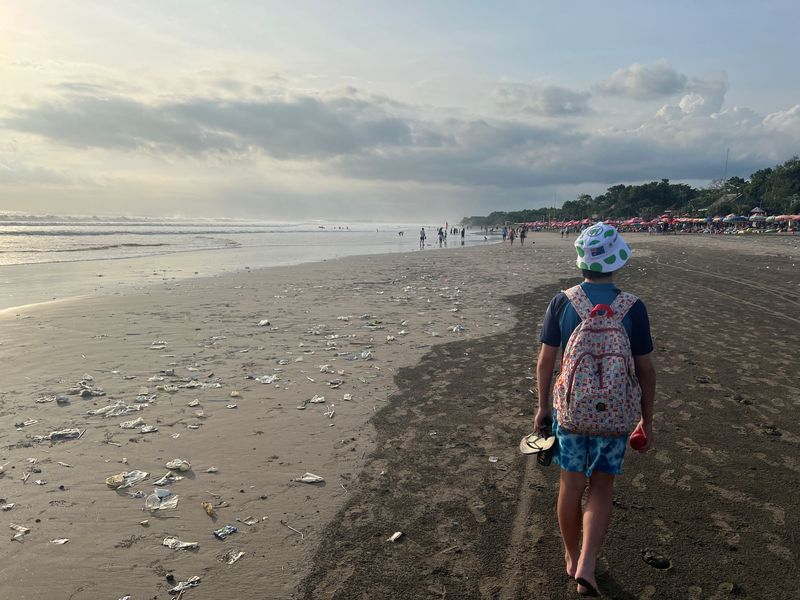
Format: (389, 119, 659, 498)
(494, 83, 592, 116)
(0, 160, 68, 184)
(595, 60, 688, 100)
(2, 78, 798, 203)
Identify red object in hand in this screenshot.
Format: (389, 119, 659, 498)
(630, 424, 647, 450)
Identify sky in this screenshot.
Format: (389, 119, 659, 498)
(1, 1, 799, 221)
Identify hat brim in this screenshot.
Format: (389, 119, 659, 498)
(519, 433, 556, 455)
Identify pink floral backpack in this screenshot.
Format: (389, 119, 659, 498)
(553, 285, 641, 435)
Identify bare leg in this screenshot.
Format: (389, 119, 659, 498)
(575, 471, 615, 594)
(557, 470, 586, 577)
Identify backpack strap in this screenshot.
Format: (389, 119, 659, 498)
(563, 285, 593, 321)
(610, 291, 638, 321)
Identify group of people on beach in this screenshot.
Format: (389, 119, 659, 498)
(501, 225, 530, 246)
(419, 226, 466, 249)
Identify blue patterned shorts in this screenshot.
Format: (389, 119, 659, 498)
(553, 413, 628, 476)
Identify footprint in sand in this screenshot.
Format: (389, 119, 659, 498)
(710, 512, 740, 548)
(652, 518, 673, 544)
(631, 472, 646, 491)
(469, 500, 487, 523)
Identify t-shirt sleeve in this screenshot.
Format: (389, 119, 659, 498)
(539, 293, 566, 347)
(628, 299, 654, 356)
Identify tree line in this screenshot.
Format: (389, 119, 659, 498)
(461, 156, 800, 226)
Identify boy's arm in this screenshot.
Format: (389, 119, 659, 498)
(634, 353, 656, 452)
(534, 343, 559, 431)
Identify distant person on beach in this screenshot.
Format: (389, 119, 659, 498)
(520, 226, 527, 246)
(535, 222, 656, 597)
(502, 226, 508, 242)
(438, 227, 444, 247)
(461, 227, 465, 245)
(509, 228, 516, 246)
(419, 228, 426, 249)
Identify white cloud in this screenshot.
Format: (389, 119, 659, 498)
(595, 60, 688, 100)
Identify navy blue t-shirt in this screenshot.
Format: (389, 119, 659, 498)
(539, 282, 653, 356)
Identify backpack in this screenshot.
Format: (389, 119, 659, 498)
(552, 285, 642, 436)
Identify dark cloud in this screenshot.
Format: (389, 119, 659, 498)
(595, 61, 688, 100)
(494, 84, 592, 116)
(3, 81, 798, 196)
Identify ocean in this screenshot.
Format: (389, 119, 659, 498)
(0, 215, 492, 311)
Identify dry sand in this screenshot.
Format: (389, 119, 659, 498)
(0, 233, 798, 599)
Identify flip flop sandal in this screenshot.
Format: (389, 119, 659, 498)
(518, 432, 556, 455)
(576, 577, 600, 597)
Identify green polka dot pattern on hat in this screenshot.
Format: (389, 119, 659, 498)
(574, 222, 632, 274)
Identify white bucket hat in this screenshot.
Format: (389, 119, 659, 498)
(574, 222, 631, 273)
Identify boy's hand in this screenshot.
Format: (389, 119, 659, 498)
(534, 408, 552, 434)
(631, 419, 654, 453)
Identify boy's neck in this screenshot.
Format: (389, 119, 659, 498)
(583, 276, 614, 284)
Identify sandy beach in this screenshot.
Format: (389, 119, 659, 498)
(0, 233, 798, 599)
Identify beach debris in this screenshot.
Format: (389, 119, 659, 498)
(323, 405, 335, 419)
(205, 467, 219, 473)
(386, 335, 396, 342)
(140, 520, 149, 527)
(220, 549, 245, 565)
(226, 404, 238, 409)
(327, 379, 343, 389)
(343, 393, 352, 401)
(140, 425, 158, 434)
(145, 488, 179, 511)
(397, 330, 408, 336)
(293, 472, 324, 484)
(240, 516, 259, 526)
(15, 418, 39, 428)
(171, 433, 180, 439)
(309, 395, 326, 404)
(57, 461, 73, 468)
(488, 456, 499, 463)
(296, 400, 309, 410)
(88, 402, 146, 417)
(1, 503, 15, 511)
(106, 470, 149, 490)
(153, 472, 182, 486)
(319, 364, 334, 374)
(281, 520, 304, 539)
(49, 538, 70, 544)
(37, 428, 83, 442)
(120, 417, 145, 429)
(149, 340, 168, 350)
(134, 394, 156, 403)
(165, 458, 191, 472)
(255, 375, 278, 384)
(163, 536, 199, 550)
(230, 390, 240, 398)
(202, 501, 216, 518)
(10, 523, 30, 540)
(169, 575, 201, 594)
(56, 395, 71, 405)
(258, 319, 271, 327)
(33, 479, 47, 485)
(213, 525, 237, 540)
(387, 531, 404, 543)
(449, 325, 466, 333)
(187, 399, 200, 407)
(360, 350, 373, 360)
(35, 395, 55, 404)
(0, 462, 9, 476)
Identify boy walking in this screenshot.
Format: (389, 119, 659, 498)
(535, 223, 656, 596)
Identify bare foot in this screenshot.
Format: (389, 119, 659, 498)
(564, 551, 578, 578)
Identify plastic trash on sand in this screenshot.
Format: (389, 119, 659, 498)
(258, 319, 271, 327)
(163, 536, 199, 550)
(153, 472, 182, 486)
(220, 549, 245, 564)
(49, 538, 69, 544)
(106, 470, 149, 490)
(202, 501, 216, 517)
(119, 417, 145, 429)
(46, 428, 83, 441)
(169, 575, 201, 593)
(213, 525, 237, 540)
(145, 488, 179, 511)
(165, 458, 191, 472)
(387, 531, 404, 542)
(309, 395, 326, 404)
(293, 472, 324, 484)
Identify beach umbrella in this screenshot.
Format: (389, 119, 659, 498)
(792, 215, 800, 221)
(749, 214, 767, 221)
(750, 206, 766, 214)
(765, 215, 776, 222)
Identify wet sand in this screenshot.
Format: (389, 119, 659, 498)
(0, 233, 798, 599)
